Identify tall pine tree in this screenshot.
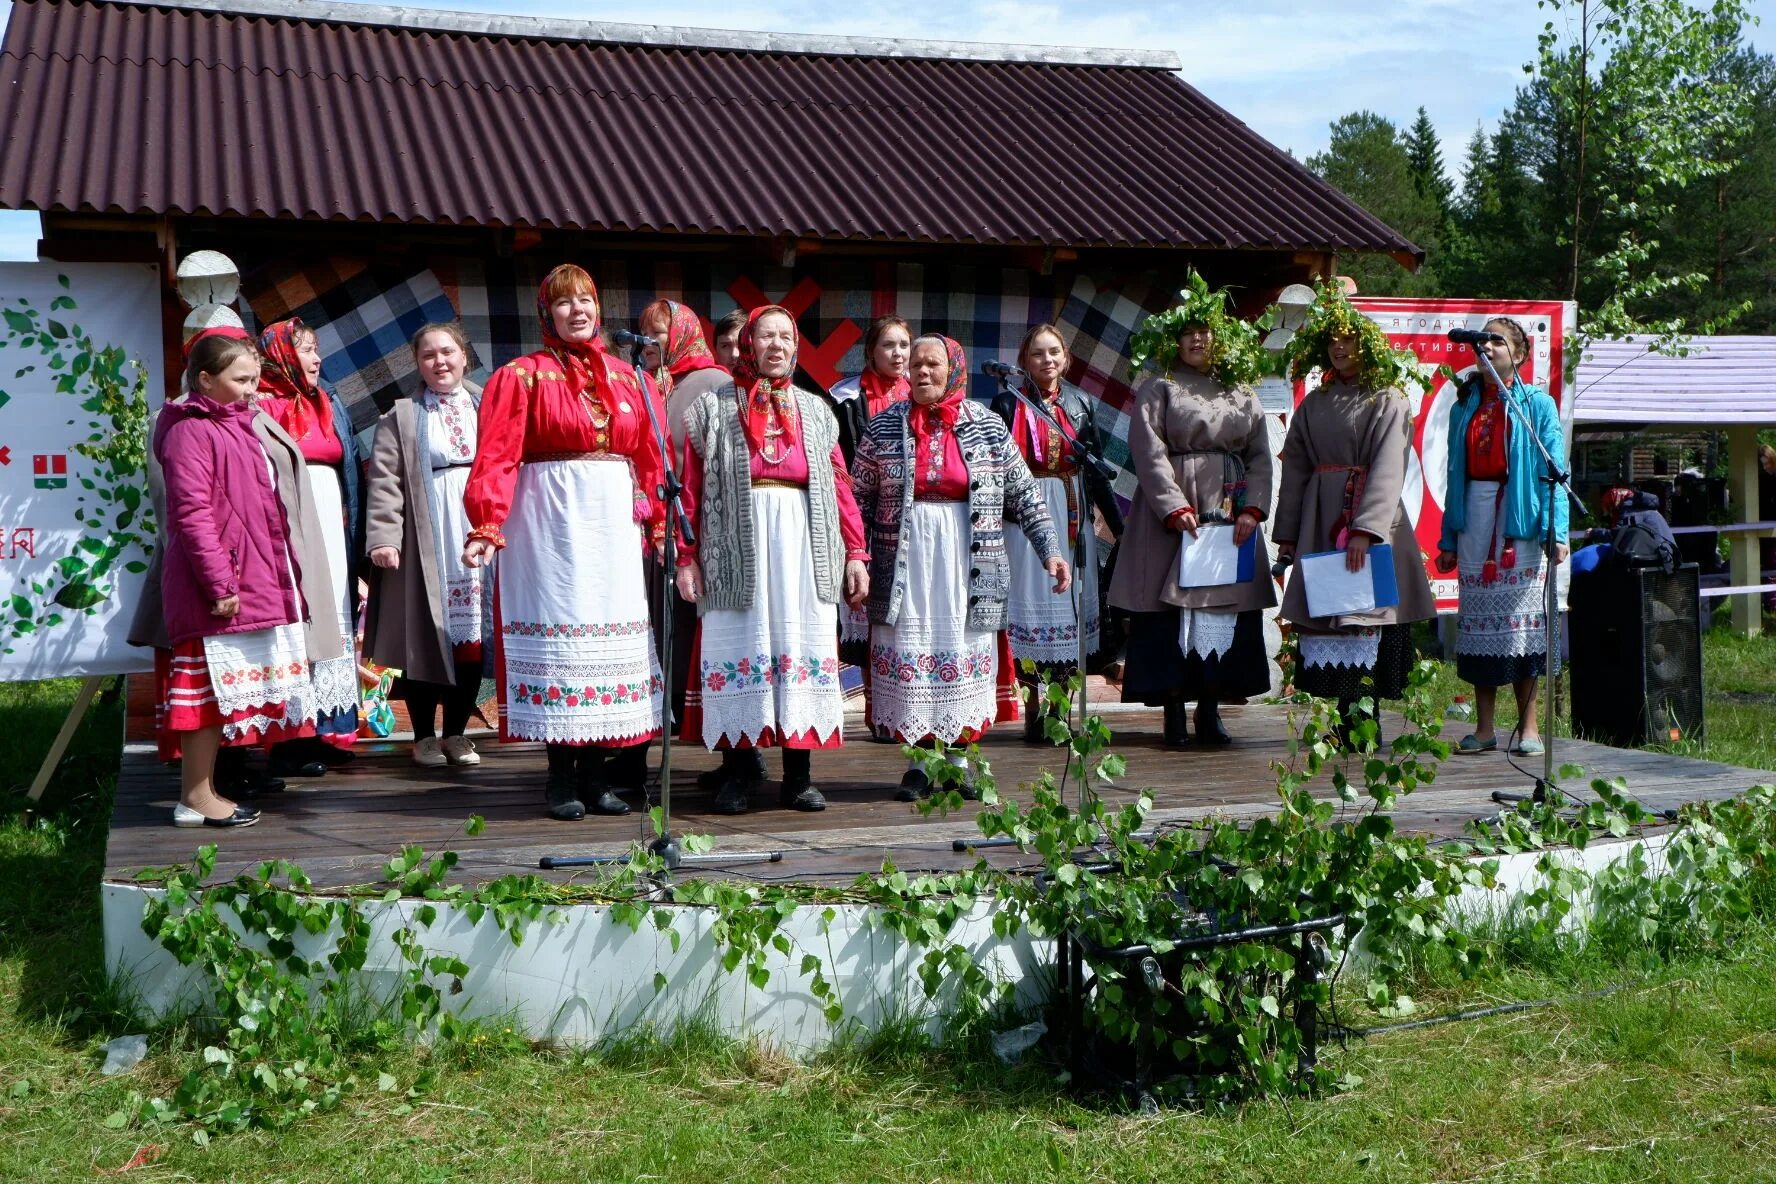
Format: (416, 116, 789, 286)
(1307, 111, 1443, 296)
(1404, 107, 1453, 216)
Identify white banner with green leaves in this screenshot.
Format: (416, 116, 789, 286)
(0, 262, 162, 680)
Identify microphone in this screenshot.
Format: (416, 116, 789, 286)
(610, 328, 656, 350)
(981, 360, 1025, 380)
(1271, 552, 1295, 579)
(1448, 328, 1504, 347)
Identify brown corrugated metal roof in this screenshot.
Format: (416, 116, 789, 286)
(0, 0, 1422, 258)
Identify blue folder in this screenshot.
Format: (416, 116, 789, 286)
(1298, 543, 1399, 615)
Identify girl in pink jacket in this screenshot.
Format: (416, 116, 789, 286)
(157, 334, 317, 827)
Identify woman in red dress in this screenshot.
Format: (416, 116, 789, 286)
(463, 264, 667, 821)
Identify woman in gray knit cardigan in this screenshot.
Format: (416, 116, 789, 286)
(852, 334, 1069, 799)
(675, 305, 873, 815)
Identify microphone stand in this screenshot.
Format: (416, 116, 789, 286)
(1464, 347, 1586, 808)
(955, 369, 1115, 854)
(540, 343, 781, 873)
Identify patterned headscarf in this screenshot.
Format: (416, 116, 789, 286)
(735, 304, 799, 456)
(257, 318, 326, 438)
(536, 265, 642, 412)
(909, 335, 967, 450)
(657, 301, 722, 386)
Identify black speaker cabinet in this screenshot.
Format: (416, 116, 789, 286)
(1569, 562, 1704, 748)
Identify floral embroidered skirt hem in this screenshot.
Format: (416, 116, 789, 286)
(1005, 475, 1100, 673)
(680, 486, 845, 751)
(492, 457, 664, 746)
(1120, 608, 1271, 705)
(1455, 479, 1553, 688)
(158, 627, 319, 751)
(869, 500, 1019, 746)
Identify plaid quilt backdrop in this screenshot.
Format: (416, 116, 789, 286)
(240, 255, 1184, 511)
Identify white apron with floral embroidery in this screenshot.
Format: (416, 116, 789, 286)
(869, 500, 998, 745)
(495, 457, 662, 744)
(695, 485, 844, 747)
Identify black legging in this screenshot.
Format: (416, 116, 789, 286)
(404, 656, 484, 740)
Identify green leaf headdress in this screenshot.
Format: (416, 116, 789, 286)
(1126, 270, 1271, 389)
(1281, 278, 1424, 395)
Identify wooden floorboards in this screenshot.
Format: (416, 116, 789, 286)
(105, 703, 1776, 890)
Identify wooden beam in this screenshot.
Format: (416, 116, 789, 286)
(1725, 423, 1762, 636)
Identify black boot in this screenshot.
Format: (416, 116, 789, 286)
(1023, 684, 1048, 745)
(697, 747, 765, 792)
(544, 744, 585, 821)
(1194, 699, 1232, 745)
(1162, 702, 1190, 748)
(605, 744, 649, 803)
(895, 766, 932, 802)
(778, 748, 827, 812)
(578, 748, 630, 816)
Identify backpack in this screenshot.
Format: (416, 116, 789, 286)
(1609, 509, 1680, 572)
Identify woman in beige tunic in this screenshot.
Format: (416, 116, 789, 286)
(1273, 283, 1436, 743)
(1108, 296, 1275, 747)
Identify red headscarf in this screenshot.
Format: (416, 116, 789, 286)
(536, 265, 644, 413)
(657, 301, 723, 387)
(909, 335, 968, 450)
(859, 367, 911, 421)
(735, 304, 799, 456)
(257, 318, 329, 440)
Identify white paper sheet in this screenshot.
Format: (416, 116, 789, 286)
(1301, 548, 1379, 617)
(1177, 524, 1243, 589)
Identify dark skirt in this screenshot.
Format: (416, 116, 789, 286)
(1120, 609, 1271, 705)
(1293, 622, 1417, 701)
(1457, 651, 1547, 688)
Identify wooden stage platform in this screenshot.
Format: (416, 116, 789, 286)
(104, 702, 1776, 891)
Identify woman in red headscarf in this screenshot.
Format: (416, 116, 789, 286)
(638, 299, 730, 458)
(256, 317, 363, 768)
(852, 334, 1069, 799)
(462, 264, 667, 821)
(674, 305, 871, 815)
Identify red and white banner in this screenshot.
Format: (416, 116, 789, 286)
(1299, 298, 1577, 611)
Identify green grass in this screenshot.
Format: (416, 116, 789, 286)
(1411, 626, 1776, 773)
(4, 664, 1776, 1181)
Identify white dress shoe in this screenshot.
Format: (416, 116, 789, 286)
(412, 737, 449, 767)
(440, 736, 481, 766)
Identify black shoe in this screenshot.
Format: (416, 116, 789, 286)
(217, 765, 285, 798)
(172, 803, 261, 828)
(779, 778, 827, 812)
(545, 771, 585, 821)
(267, 754, 327, 779)
(1162, 703, 1190, 748)
(698, 749, 765, 792)
(589, 789, 631, 816)
(712, 776, 751, 815)
(604, 746, 649, 797)
(1194, 702, 1232, 745)
(308, 742, 356, 768)
(894, 768, 932, 802)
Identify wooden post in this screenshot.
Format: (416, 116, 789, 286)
(1725, 423, 1763, 637)
(25, 676, 104, 803)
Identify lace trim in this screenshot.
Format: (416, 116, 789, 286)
(1299, 630, 1381, 671)
(1179, 608, 1238, 661)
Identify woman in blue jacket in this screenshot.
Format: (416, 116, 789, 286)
(1434, 317, 1569, 756)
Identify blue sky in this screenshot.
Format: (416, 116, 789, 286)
(0, 0, 1770, 259)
